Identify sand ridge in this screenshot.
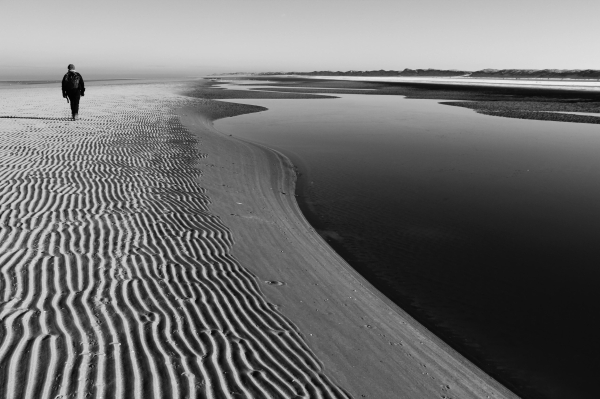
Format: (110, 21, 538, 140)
(177, 93, 518, 398)
(0, 83, 350, 398)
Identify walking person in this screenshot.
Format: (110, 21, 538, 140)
(62, 64, 85, 120)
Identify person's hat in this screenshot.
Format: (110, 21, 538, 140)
(68, 64, 75, 70)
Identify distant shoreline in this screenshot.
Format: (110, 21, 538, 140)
(215, 74, 600, 92)
(213, 75, 599, 125)
(215, 68, 600, 81)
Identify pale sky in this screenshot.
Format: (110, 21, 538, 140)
(1, 0, 598, 80)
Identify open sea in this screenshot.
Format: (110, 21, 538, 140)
(214, 83, 600, 399)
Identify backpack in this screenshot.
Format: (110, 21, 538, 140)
(66, 72, 80, 90)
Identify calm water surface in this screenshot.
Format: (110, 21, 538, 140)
(214, 88, 600, 399)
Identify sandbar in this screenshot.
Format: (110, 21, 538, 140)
(0, 79, 516, 398)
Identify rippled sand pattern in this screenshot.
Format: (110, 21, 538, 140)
(0, 84, 349, 399)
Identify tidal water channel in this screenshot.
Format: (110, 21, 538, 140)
(214, 83, 600, 399)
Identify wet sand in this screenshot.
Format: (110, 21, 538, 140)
(0, 80, 515, 398)
(285, 75, 600, 92)
(232, 76, 600, 125)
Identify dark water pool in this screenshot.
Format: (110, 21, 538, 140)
(214, 90, 600, 399)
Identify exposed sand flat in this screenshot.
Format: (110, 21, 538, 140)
(0, 83, 348, 398)
(0, 81, 516, 398)
(282, 75, 600, 92)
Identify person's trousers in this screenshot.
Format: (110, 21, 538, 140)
(66, 90, 81, 117)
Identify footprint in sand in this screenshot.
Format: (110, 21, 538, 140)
(264, 280, 286, 286)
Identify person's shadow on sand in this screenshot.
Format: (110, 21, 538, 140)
(0, 116, 72, 121)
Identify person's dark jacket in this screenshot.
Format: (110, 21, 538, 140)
(62, 71, 85, 97)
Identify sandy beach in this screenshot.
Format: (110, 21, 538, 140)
(0, 80, 516, 398)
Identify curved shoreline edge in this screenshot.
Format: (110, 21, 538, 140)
(177, 102, 518, 398)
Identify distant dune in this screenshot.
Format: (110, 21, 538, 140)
(470, 69, 600, 79)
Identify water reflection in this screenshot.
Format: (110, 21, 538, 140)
(215, 89, 600, 399)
